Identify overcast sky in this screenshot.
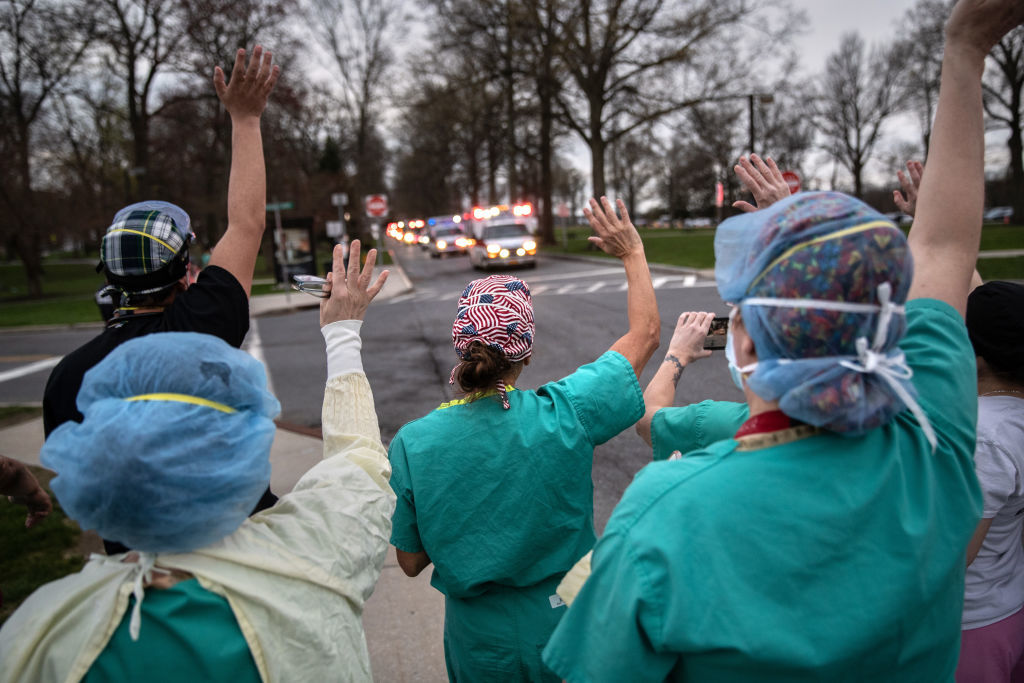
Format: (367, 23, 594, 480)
(793, 0, 915, 74)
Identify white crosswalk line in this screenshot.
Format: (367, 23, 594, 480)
(652, 277, 670, 288)
(0, 357, 62, 384)
(683, 275, 697, 286)
(585, 282, 605, 293)
(243, 318, 275, 397)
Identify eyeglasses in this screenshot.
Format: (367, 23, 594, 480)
(292, 274, 330, 298)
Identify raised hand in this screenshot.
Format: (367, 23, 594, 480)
(945, 0, 1024, 61)
(213, 45, 281, 120)
(732, 154, 791, 213)
(666, 312, 715, 367)
(584, 196, 643, 259)
(320, 240, 389, 326)
(893, 160, 923, 217)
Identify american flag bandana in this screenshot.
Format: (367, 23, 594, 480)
(450, 275, 535, 409)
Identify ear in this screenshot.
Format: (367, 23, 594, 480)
(523, 355, 532, 366)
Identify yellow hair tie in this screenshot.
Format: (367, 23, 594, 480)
(124, 393, 236, 414)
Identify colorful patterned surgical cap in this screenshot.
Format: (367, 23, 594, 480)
(714, 191, 929, 442)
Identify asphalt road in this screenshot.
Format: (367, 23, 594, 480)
(0, 244, 743, 531)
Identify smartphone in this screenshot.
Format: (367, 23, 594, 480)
(703, 316, 729, 350)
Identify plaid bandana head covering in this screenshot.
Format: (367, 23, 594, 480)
(451, 275, 535, 408)
(100, 201, 194, 295)
(714, 191, 932, 445)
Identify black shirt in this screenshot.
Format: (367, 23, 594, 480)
(43, 266, 249, 436)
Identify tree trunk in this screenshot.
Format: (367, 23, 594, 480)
(1009, 105, 1024, 223)
(590, 137, 607, 199)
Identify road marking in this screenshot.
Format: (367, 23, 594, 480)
(244, 318, 275, 396)
(382, 272, 715, 304)
(0, 356, 61, 384)
(520, 267, 621, 284)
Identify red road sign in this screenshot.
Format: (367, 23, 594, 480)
(365, 194, 388, 217)
(782, 171, 801, 194)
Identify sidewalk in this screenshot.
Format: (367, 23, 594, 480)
(2, 251, 446, 681)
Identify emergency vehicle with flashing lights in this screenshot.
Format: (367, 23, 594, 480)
(466, 203, 538, 270)
(425, 215, 473, 257)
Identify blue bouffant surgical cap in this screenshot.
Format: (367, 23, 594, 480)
(42, 332, 280, 553)
(714, 191, 934, 446)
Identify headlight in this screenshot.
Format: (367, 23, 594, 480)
(523, 240, 537, 251)
(487, 243, 501, 254)
(419, 235, 429, 244)
(499, 248, 510, 258)
(437, 240, 447, 249)
(516, 248, 526, 256)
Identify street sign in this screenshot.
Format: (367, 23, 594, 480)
(365, 194, 388, 217)
(331, 193, 347, 207)
(266, 201, 294, 212)
(326, 220, 344, 237)
(782, 171, 801, 194)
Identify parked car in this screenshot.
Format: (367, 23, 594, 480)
(468, 221, 537, 270)
(984, 206, 1014, 223)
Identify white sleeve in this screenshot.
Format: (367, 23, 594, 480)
(321, 320, 364, 379)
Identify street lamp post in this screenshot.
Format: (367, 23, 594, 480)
(748, 93, 775, 157)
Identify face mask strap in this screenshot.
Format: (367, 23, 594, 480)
(740, 283, 937, 451)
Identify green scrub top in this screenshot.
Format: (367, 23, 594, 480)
(543, 299, 983, 682)
(651, 399, 749, 461)
(84, 578, 260, 683)
(388, 350, 644, 599)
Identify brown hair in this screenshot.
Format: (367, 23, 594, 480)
(453, 341, 522, 395)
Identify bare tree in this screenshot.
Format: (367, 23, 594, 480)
(306, 0, 405, 240)
(0, 0, 93, 296)
(94, 0, 186, 200)
(983, 26, 1024, 221)
(899, 0, 951, 157)
(815, 32, 904, 198)
(553, 0, 792, 198)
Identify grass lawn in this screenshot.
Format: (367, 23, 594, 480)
(0, 463, 95, 626)
(545, 224, 1024, 277)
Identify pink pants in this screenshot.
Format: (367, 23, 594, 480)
(956, 605, 1024, 683)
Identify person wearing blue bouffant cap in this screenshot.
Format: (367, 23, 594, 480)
(0, 241, 394, 683)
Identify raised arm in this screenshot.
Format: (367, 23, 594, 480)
(907, 0, 1023, 315)
(587, 197, 660, 377)
(208, 46, 281, 296)
(635, 312, 714, 446)
(319, 240, 390, 489)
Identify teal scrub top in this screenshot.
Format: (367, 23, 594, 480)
(84, 578, 260, 683)
(389, 350, 644, 599)
(543, 299, 983, 682)
(651, 400, 749, 461)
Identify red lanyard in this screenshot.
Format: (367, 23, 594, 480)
(734, 410, 798, 439)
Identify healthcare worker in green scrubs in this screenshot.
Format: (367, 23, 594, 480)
(542, 2, 1016, 678)
(388, 197, 660, 682)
